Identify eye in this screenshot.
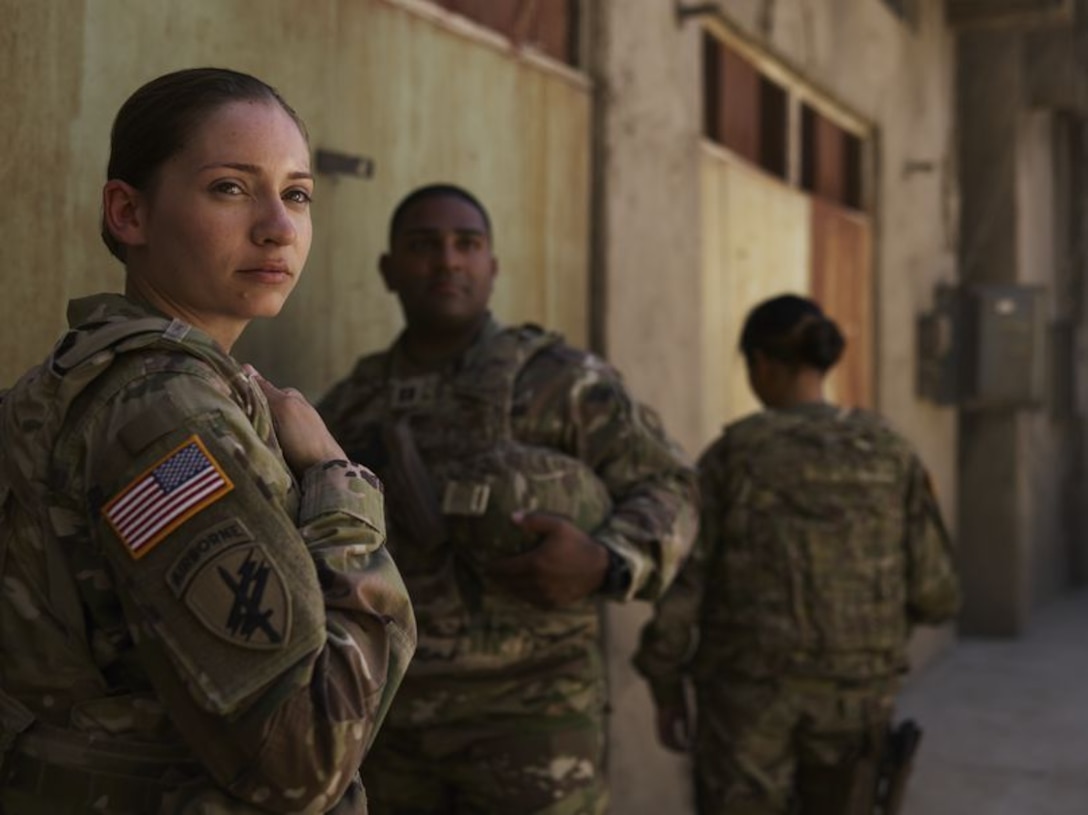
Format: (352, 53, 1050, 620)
(211, 180, 245, 196)
(284, 187, 313, 205)
(407, 237, 439, 252)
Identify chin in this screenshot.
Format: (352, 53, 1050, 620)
(242, 295, 291, 320)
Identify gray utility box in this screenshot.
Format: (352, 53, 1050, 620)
(917, 283, 1046, 409)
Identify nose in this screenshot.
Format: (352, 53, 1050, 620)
(437, 237, 463, 271)
(252, 196, 299, 246)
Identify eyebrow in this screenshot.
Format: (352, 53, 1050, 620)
(199, 161, 313, 181)
(402, 227, 486, 236)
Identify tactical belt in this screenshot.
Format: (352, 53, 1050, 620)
(2, 721, 201, 812)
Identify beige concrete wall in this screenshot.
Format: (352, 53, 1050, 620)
(700, 147, 811, 433)
(593, 2, 703, 813)
(0, 0, 591, 401)
(1, 2, 92, 386)
(957, 27, 1081, 633)
(1016, 111, 1075, 606)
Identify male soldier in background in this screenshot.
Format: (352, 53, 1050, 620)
(319, 183, 698, 814)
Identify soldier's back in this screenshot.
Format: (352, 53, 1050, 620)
(697, 403, 916, 680)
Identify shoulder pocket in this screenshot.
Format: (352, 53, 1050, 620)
(96, 408, 324, 716)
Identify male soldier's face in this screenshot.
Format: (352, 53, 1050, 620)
(380, 195, 498, 332)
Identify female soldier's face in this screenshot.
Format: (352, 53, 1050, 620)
(125, 100, 313, 346)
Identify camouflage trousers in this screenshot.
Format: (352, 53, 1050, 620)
(692, 675, 897, 815)
(361, 712, 607, 815)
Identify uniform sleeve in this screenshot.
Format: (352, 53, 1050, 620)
(559, 356, 698, 602)
(631, 450, 721, 707)
(904, 457, 962, 626)
(84, 366, 416, 814)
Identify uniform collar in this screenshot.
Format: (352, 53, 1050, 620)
(389, 313, 504, 377)
(66, 293, 225, 357)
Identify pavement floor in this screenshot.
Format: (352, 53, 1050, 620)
(898, 589, 1088, 815)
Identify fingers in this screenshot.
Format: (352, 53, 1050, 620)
(656, 707, 692, 753)
(486, 547, 536, 576)
(510, 509, 561, 535)
(246, 366, 304, 403)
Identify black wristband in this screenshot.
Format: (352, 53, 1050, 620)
(600, 547, 632, 597)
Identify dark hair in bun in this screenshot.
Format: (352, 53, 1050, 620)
(739, 294, 846, 372)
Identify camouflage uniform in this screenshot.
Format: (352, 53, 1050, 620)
(634, 403, 961, 815)
(318, 316, 698, 815)
(0, 294, 416, 814)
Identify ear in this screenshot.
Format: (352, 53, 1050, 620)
(489, 254, 499, 281)
(378, 253, 396, 292)
(102, 180, 149, 251)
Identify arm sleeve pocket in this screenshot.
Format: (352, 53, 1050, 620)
(94, 406, 327, 717)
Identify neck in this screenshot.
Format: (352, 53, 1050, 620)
(401, 313, 488, 366)
(124, 275, 241, 352)
(769, 368, 826, 409)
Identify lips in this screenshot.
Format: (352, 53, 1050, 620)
(239, 265, 293, 284)
(428, 277, 465, 296)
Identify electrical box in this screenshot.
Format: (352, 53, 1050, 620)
(917, 283, 1046, 409)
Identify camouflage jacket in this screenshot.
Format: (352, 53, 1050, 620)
(319, 316, 697, 726)
(0, 294, 416, 814)
(633, 403, 961, 708)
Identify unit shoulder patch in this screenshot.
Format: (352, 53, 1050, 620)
(102, 435, 234, 559)
(180, 541, 292, 650)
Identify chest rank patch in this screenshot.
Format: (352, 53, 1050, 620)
(389, 374, 440, 411)
(169, 522, 291, 649)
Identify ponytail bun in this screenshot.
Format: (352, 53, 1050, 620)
(796, 317, 845, 371)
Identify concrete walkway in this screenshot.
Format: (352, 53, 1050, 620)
(899, 590, 1088, 815)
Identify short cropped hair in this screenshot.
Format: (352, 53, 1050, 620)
(387, 183, 493, 247)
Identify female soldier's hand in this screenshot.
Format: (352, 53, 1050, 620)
(245, 365, 347, 476)
(656, 699, 693, 753)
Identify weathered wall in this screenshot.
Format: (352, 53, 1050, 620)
(700, 148, 811, 430)
(0, 0, 591, 400)
(956, 25, 1081, 634)
(955, 27, 1026, 635)
(592, 2, 703, 813)
(1, 2, 90, 385)
(1016, 111, 1074, 607)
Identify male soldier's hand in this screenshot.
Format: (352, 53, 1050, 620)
(246, 365, 348, 477)
(487, 511, 610, 608)
(655, 700, 693, 753)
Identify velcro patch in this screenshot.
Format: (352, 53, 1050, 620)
(181, 542, 291, 650)
(102, 435, 234, 559)
(389, 374, 440, 410)
(442, 480, 491, 515)
(168, 519, 255, 597)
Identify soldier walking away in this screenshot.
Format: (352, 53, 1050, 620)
(319, 183, 699, 815)
(0, 68, 416, 814)
(633, 294, 961, 815)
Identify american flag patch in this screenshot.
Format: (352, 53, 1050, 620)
(103, 435, 234, 559)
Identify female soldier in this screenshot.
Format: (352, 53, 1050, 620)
(633, 294, 960, 814)
(0, 68, 415, 814)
